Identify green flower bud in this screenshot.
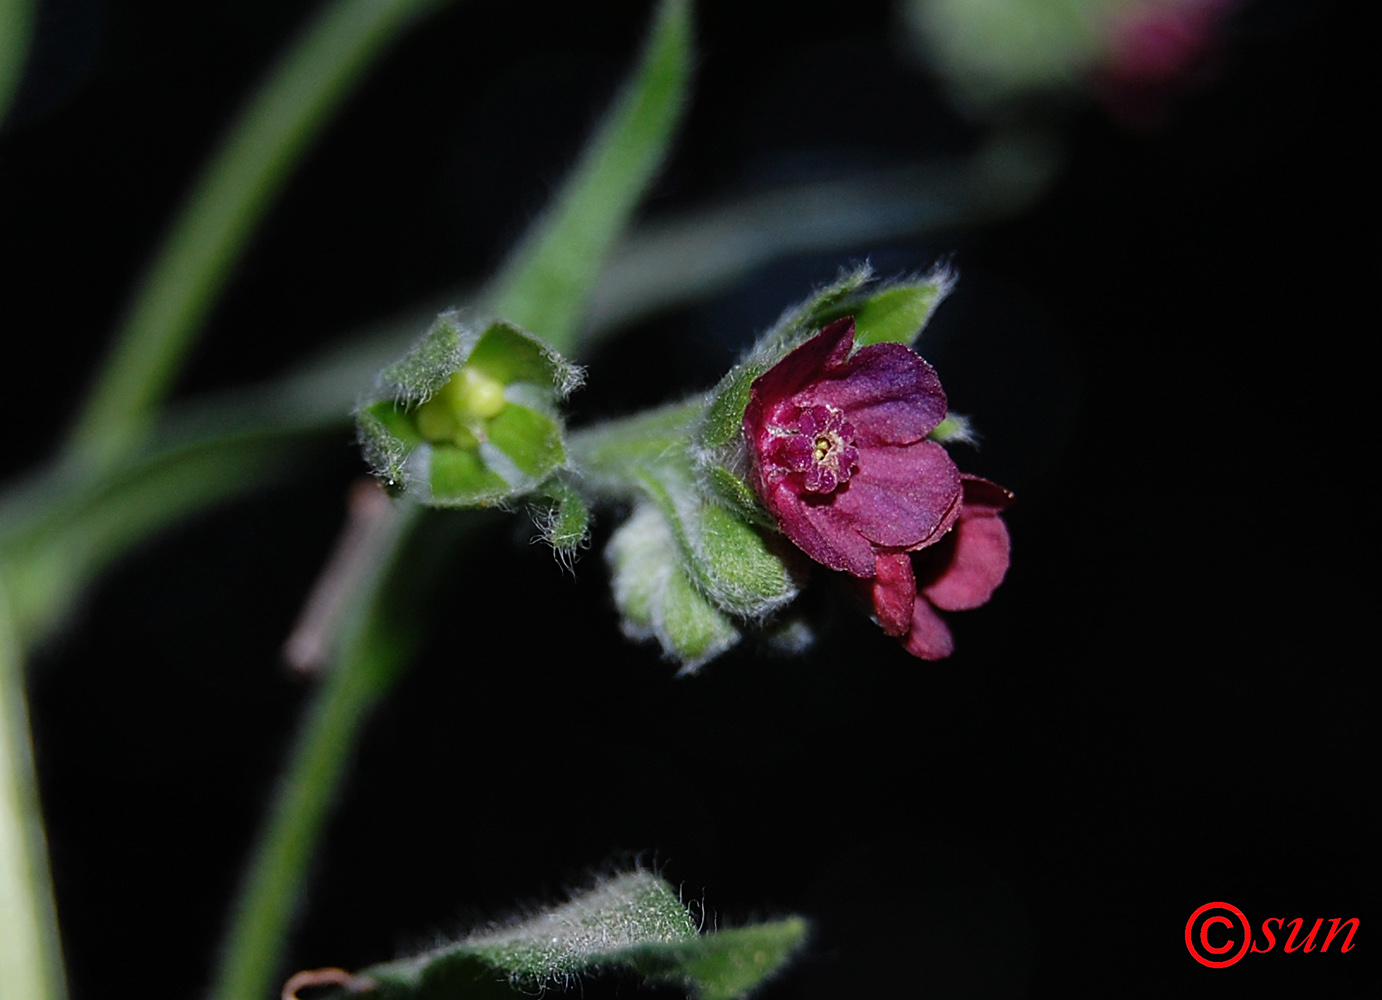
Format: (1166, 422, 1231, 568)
(608, 503, 741, 673)
(356, 311, 582, 506)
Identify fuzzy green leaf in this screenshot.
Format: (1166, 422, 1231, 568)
(351, 871, 804, 1000)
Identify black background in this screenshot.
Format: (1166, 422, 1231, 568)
(4, 0, 1374, 997)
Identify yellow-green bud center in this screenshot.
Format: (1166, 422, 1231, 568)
(453, 366, 507, 419)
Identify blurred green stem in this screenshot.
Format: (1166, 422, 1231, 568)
(63, 0, 454, 478)
(0, 0, 32, 126)
(209, 497, 420, 1000)
(0, 581, 67, 1000)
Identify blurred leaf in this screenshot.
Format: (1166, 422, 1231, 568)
(64, 0, 457, 475)
(487, 0, 692, 352)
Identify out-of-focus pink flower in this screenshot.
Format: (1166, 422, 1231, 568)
(743, 318, 1011, 659)
(1099, 0, 1241, 125)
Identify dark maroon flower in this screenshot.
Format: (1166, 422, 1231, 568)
(743, 317, 962, 578)
(742, 317, 1011, 660)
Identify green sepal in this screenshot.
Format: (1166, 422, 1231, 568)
(628, 918, 810, 1000)
(353, 870, 806, 1000)
(357, 403, 421, 495)
(842, 273, 955, 348)
(702, 465, 772, 529)
(427, 447, 512, 508)
(380, 315, 466, 406)
(743, 264, 874, 367)
(484, 404, 566, 480)
(764, 263, 955, 357)
(532, 480, 591, 558)
(635, 460, 798, 623)
(379, 313, 583, 406)
(690, 501, 797, 615)
(465, 321, 584, 400)
(699, 363, 764, 450)
(928, 412, 977, 446)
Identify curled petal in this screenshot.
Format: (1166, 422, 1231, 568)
(919, 514, 1011, 612)
(957, 474, 1015, 516)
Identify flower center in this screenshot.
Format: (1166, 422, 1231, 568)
(768, 403, 859, 495)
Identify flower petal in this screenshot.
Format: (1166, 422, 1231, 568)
(903, 597, 954, 660)
(918, 513, 1011, 612)
(801, 342, 948, 445)
(870, 552, 916, 637)
(829, 440, 961, 549)
(764, 481, 877, 577)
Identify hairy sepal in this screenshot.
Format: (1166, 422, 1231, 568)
(356, 312, 581, 507)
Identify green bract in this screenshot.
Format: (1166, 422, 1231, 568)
(356, 312, 583, 507)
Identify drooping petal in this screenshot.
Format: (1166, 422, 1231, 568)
(903, 597, 954, 660)
(827, 440, 961, 549)
(801, 342, 948, 445)
(919, 514, 1011, 612)
(869, 552, 916, 637)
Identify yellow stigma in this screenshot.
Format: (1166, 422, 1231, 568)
(814, 436, 831, 462)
